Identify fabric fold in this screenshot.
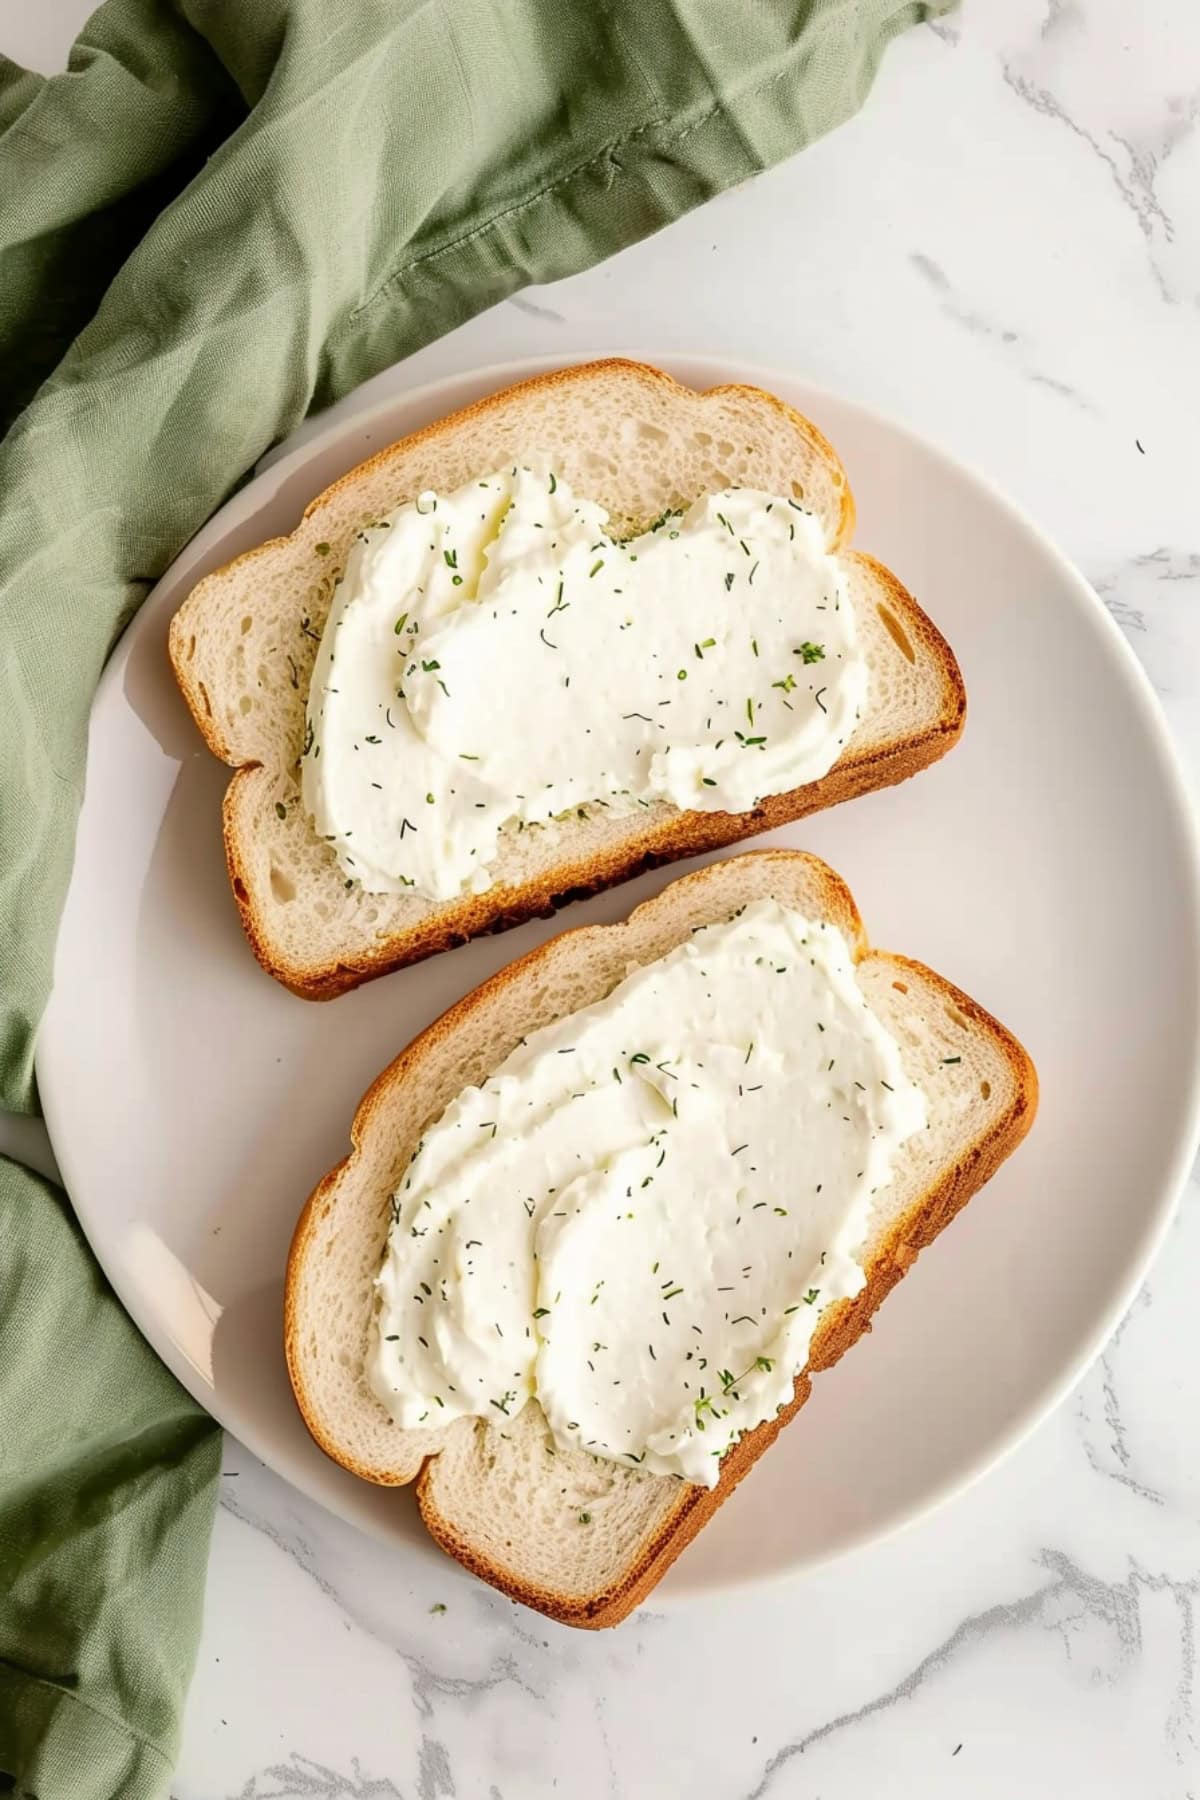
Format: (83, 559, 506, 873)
(0, 1159, 221, 1797)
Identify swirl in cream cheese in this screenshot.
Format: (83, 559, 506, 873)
(303, 467, 865, 900)
(367, 900, 924, 1487)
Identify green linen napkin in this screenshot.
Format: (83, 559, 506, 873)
(0, 0, 950, 1791)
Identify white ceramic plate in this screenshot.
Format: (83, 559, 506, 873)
(38, 355, 1200, 1600)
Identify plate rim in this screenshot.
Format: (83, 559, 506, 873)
(38, 349, 1200, 1602)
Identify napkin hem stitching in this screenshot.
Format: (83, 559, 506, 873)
(346, 39, 823, 325)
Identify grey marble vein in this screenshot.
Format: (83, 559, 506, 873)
(591, 1693, 620, 1799)
(217, 1478, 544, 1722)
(232, 1751, 404, 1798)
(1073, 1287, 1165, 1506)
(416, 1735, 455, 1800)
(1000, 63, 1176, 301)
(1093, 547, 1200, 642)
(909, 253, 1096, 410)
(744, 1553, 1200, 1798)
(1002, 66, 1174, 244)
(742, 1580, 1053, 1798)
(1089, 1355, 1165, 1507)
(1125, 548, 1200, 586)
(1097, 590, 1148, 636)
(1169, 1581, 1197, 1762)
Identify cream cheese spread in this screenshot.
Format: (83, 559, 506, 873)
(367, 899, 925, 1487)
(302, 466, 865, 900)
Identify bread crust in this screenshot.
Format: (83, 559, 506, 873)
(284, 850, 1036, 1626)
(169, 362, 964, 998)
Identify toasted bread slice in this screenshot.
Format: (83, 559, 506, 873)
(285, 851, 1036, 1626)
(169, 361, 965, 998)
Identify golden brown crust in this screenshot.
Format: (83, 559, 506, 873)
(284, 851, 1037, 1626)
(170, 361, 958, 998)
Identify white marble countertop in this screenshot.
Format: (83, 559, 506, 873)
(7, 1, 1200, 1793)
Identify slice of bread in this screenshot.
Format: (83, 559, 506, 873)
(169, 361, 965, 998)
(285, 850, 1036, 1627)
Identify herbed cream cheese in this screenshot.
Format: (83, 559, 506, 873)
(366, 899, 925, 1488)
(301, 465, 866, 901)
